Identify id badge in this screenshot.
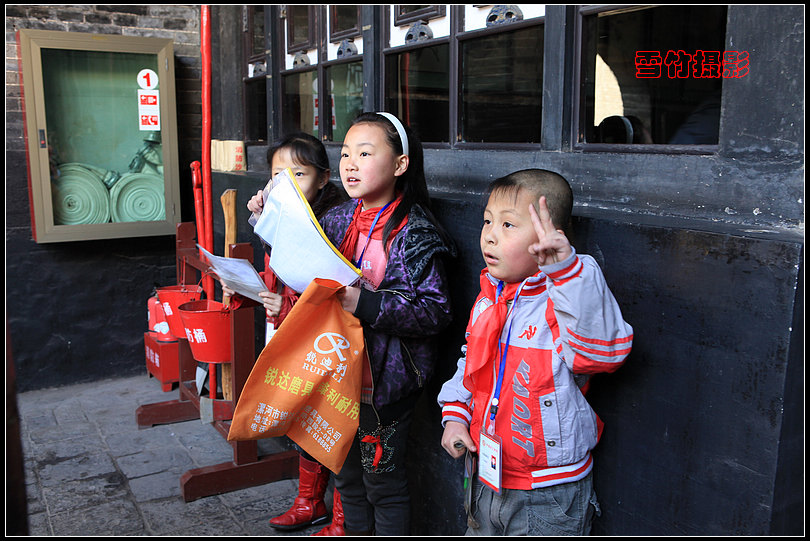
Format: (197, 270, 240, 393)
(478, 432, 503, 493)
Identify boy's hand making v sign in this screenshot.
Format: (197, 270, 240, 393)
(528, 196, 573, 266)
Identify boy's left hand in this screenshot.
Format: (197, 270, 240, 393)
(441, 421, 476, 458)
(528, 196, 573, 266)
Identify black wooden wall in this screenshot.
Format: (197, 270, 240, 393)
(211, 170, 803, 536)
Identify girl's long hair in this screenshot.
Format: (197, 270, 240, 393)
(267, 132, 345, 218)
(350, 112, 452, 250)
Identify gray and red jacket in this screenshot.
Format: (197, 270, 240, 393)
(320, 200, 454, 410)
(438, 250, 633, 490)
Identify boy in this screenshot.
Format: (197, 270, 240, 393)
(438, 169, 633, 535)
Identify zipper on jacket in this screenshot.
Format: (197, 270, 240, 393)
(377, 288, 414, 303)
(376, 287, 423, 385)
(401, 342, 423, 387)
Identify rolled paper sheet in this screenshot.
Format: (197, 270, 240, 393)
(52, 164, 111, 225)
(110, 172, 165, 222)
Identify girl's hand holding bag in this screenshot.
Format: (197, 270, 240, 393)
(227, 278, 364, 474)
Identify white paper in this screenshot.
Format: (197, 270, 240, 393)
(251, 169, 361, 293)
(195, 365, 207, 396)
(197, 244, 268, 304)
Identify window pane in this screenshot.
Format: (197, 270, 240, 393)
(332, 5, 359, 35)
(327, 61, 364, 142)
(245, 78, 266, 141)
(251, 6, 265, 56)
(41, 49, 166, 224)
(282, 70, 318, 137)
(579, 6, 727, 145)
(461, 25, 543, 143)
(384, 44, 450, 143)
(394, 5, 445, 26)
(400, 5, 431, 16)
(289, 5, 311, 47)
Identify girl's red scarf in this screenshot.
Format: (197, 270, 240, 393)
(338, 196, 407, 262)
(463, 271, 521, 392)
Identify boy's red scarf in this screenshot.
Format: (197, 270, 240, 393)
(463, 271, 521, 392)
(338, 196, 407, 262)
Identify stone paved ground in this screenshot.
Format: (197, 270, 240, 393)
(16, 374, 334, 536)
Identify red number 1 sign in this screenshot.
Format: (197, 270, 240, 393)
(137, 69, 161, 131)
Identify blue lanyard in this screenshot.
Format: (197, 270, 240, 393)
(488, 281, 514, 428)
(355, 200, 393, 270)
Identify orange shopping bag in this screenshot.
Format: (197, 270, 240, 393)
(227, 278, 363, 474)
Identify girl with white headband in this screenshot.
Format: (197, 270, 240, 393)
(313, 111, 454, 535)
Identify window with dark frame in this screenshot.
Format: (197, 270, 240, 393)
(384, 5, 451, 144)
(277, 7, 546, 147)
(327, 60, 364, 142)
(459, 22, 544, 144)
(578, 5, 727, 147)
(330, 5, 362, 43)
(244, 5, 267, 142)
(325, 6, 364, 142)
(394, 5, 446, 26)
(281, 68, 318, 138)
(384, 7, 544, 146)
(270, 5, 728, 155)
(279, 5, 364, 141)
(249, 5, 265, 57)
(287, 4, 317, 53)
(384, 44, 450, 143)
(280, 4, 318, 138)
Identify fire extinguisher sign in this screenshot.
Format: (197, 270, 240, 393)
(137, 69, 160, 131)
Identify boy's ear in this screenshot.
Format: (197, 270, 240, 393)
(394, 154, 409, 177)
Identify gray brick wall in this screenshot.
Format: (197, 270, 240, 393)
(5, 4, 202, 170)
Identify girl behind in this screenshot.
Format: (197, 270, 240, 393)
(227, 132, 346, 534)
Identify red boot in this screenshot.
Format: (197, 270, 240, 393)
(314, 489, 345, 536)
(269, 455, 330, 531)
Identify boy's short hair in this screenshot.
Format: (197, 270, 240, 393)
(488, 169, 573, 230)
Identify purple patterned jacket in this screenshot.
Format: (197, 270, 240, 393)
(320, 200, 455, 410)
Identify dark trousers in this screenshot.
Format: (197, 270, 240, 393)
(334, 395, 416, 535)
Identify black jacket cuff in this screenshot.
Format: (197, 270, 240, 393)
(354, 287, 383, 323)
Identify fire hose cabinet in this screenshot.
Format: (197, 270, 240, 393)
(17, 29, 182, 243)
